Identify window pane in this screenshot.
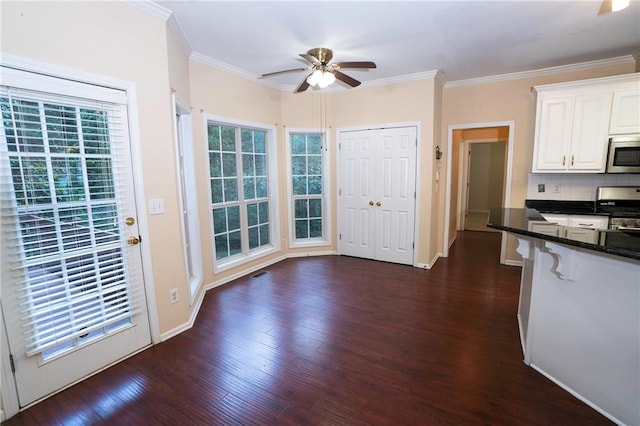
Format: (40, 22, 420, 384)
(227, 206, 241, 231)
(291, 135, 306, 154)
(292, 176, 307, 195)
(208, 125, 221, 151)
(292, 156, 306, 175)
(11, 157, 51, 205)
(254, 131, 266, 153)
(82, 109, 110, 155)
(212, 208, 227, 234)
(229, 231, 242, 256)
(247, 203, 258, 226)
(242, 154, 255, 176)
(259, 224, 269, 246)
(222, 153, 237, 177)
(244, 177, 256, 200)
(221, 126, 235, 151)
(241, 129, 253, 152)
(223, 178, 238, 202)
(211, 178, 223, 204)
(295, 219, 308, 239)
(309, 219, 323, 238)
(256, 177, 267, 198)
(215, 234, 228, 260)
(210, 153, 222, 178)
(248, 227, 259, 249)
(86, 158, 115, 200)
(308, 155, 322, 175)
(258, 201, 269, 224)
(308, 135, 322, 154)
(254, 155, 266, 176)
(308, 176, 322, 195)
(45, 104, 79, 154)
(309, 198, 322, 218)
(52, 157, 85, 203)
(294, 199, 308, 219)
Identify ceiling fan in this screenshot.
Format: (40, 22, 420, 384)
(260, 47, 376, 93)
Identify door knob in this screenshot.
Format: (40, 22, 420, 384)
(376, 201, 382, 207)
(127, 236, 140, 246)
(369, 201, 374, 206)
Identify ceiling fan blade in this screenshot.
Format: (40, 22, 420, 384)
(333, 61, 377, 69)
(299, 53, 321, 66)
(333, 70, 361, 88)
(260, 68, 307, 78)
(295, 75, 311, 93)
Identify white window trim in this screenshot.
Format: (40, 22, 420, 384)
(285, 127, 331, 249)
(202, 114, 280, 274)
(172, 95, 203, 304)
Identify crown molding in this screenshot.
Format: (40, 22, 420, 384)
(122, 0, 172, 21)
(444, 55, 636, 88)
(190, 52, 285, 89)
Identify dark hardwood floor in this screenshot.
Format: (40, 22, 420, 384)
(3, 231, 611, 425)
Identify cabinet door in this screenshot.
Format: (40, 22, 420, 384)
(609, 88, 640, 134)
(569, 93, 611, 172)
(533, 96, 573, 172)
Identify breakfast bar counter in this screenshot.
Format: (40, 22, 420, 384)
(488, 208, 639, 426)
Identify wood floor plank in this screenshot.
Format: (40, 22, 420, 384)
(3, 231, 612, 425)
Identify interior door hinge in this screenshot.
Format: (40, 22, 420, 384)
(9, 354, 15, 373)
(339, 189, 342, 196)
(339, 233, 342, 240)
(413, 242, 415, 249)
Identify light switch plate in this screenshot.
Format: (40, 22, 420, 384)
(149, 198, 164, 215)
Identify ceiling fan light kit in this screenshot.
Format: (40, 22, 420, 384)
(261, 47, 377, 93)
(599, 0, 630, 15)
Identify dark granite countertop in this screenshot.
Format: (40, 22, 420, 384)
(487, 208, 640, 261)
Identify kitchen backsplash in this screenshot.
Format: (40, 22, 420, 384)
(527, 174, 640, 201)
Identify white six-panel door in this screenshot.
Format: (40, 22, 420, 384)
(339, 127, 417, 265)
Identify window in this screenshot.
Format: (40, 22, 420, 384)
(173, 98, 202, 301)
(207, 120, 278, 269)
(287, 131, 329, 246)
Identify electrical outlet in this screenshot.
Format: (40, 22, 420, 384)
(169, 288, 179, 304)
(538, 184, 545, 193)
(553, 184, 561, 193)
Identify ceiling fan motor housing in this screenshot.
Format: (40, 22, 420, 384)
(308, 47, 333, 64)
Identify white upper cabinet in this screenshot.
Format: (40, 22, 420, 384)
(532, 73, 640, 174)
(609, 88, 640, 134)
(533, 91, 610, 172)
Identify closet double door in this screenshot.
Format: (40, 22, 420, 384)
(338, 126, 417, 265)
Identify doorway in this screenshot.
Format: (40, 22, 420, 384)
(462, 140, 506, 232)
(443, 122, 514, 264)
(1, 67, 152, 410)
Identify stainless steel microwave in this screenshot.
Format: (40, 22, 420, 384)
(606, 136, 640, 173)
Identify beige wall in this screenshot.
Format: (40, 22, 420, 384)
(329, 78, 440, 265)
(442, 62, 636, 263)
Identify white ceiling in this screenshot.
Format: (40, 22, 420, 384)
(154, 0, 640, 91)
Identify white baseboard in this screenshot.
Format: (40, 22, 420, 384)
(416, 252, 441, 269)
(529, 363, 623, 426)
(504, 259, 523, 267)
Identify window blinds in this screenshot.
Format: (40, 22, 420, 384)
(0, 79, 140, 358)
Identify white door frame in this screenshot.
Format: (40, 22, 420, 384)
(0, 54, 161, 419)
(443, 121, 515, 264)
(336, 122, 422, 267)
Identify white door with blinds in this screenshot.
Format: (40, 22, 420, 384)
(338, 126, 417, 265)
(0, 67, 151, 407)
